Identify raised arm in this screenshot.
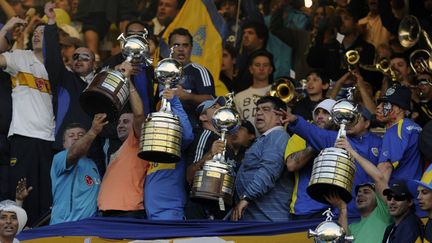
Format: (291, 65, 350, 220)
(67, 113, 108, 167)
(43, 1, 66, 89)
(118, 62, 145, 138)
(0, 17, 27, 67)
(0, 0, 17, 20)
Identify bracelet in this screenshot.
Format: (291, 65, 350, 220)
(130, 88, 137, 93)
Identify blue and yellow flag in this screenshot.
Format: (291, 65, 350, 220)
(160, 0, 229, 96)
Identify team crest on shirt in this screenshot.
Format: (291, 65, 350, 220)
(35, 78, 45, 91)
(385, 87, 395, 96)
(371, 147, 379, 157)
(192, 26, 205, 57)
(85, 175, 94, 186)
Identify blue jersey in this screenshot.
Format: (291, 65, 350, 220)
(144, 96, 194, 220)
(285, 134, 328, 216)
(50, 150, 100, 225)
(289, 117, 382, 217)
(379, 118, 423, 182)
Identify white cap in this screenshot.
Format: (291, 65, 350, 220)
(0, 204, 28, 234)
(312, 99, 336, 121)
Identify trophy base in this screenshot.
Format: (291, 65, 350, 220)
(307, 183, 352, 204)
(80, 91, 120, 121)
(137, 150, 180, 163)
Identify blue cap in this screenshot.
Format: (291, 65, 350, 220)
(357, 105, 372, 120)
(196, 96, 226, 115)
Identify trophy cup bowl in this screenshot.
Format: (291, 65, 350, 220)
(80, 69, 129, 121)
(118, 33, 152, 65)
(154, 58, 183, 87)
(138, 57, 183, 163)
(308, 221, 347, 242)
(307, 100, 360, 204)
(331, 100, 360, 128)
(211, 106, 241, 133)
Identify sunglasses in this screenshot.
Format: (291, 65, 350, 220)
(72, 53, 91, 62)
(386, 194, 407, 202)
(418, 80, 432, 86)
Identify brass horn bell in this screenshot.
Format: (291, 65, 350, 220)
(345, 50, 360, 71)
(269, 77, 296, 103)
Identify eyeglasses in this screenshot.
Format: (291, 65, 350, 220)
(386, 194, 407, 201)
(72, 53, 91, 62)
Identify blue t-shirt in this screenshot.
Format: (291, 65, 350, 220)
(50, 150, 100, 225)
(378, 118, 423, 182)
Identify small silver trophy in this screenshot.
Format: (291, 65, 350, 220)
(308, 208, 354, 243)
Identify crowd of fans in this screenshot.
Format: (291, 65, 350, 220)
(0, 0, 431, 242)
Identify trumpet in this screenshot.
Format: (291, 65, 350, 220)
(345, 50, 360, 71)
(398, 15, 432, 50)
(398, 15, 432, 74)
(410, 49, 432, 74)
(360, 58, 398, 81)
(269, 77, 297, 103)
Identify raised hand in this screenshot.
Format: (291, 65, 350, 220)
(89, 113, 109, 136)
(2, 17, 27, 32)
(44, 1, 56, 23)
(15, 178, 33, 203)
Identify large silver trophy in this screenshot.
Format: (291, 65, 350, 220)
(80, 30, 151, 121)
(308, 208, 354, 243)
(307, 100, 360, 203)
(190, 93, 241, 210)
(138, 46, 183, 163)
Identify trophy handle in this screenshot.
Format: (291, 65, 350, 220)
(335, 124, 346, 141)
(213, 129, 227, 162)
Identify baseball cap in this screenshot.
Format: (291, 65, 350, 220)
(379, 85, 412, 111)
(383, 180, 414, 200)
(410, 164, 432, 191)
(196, 96, 226, 115)
(312, 99, 336, 121)
(357, 105, 372, 121)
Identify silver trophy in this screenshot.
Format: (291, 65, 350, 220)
(308, 208, 354, 243)
(138, 46, 183, 163)
(307, 100, 360, 203)
(191, 93, 241, 210)
(117, 28, 153, 65)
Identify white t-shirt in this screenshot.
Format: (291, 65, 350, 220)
(234, 85, 271, 127)
(3, 50, 55, 141)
